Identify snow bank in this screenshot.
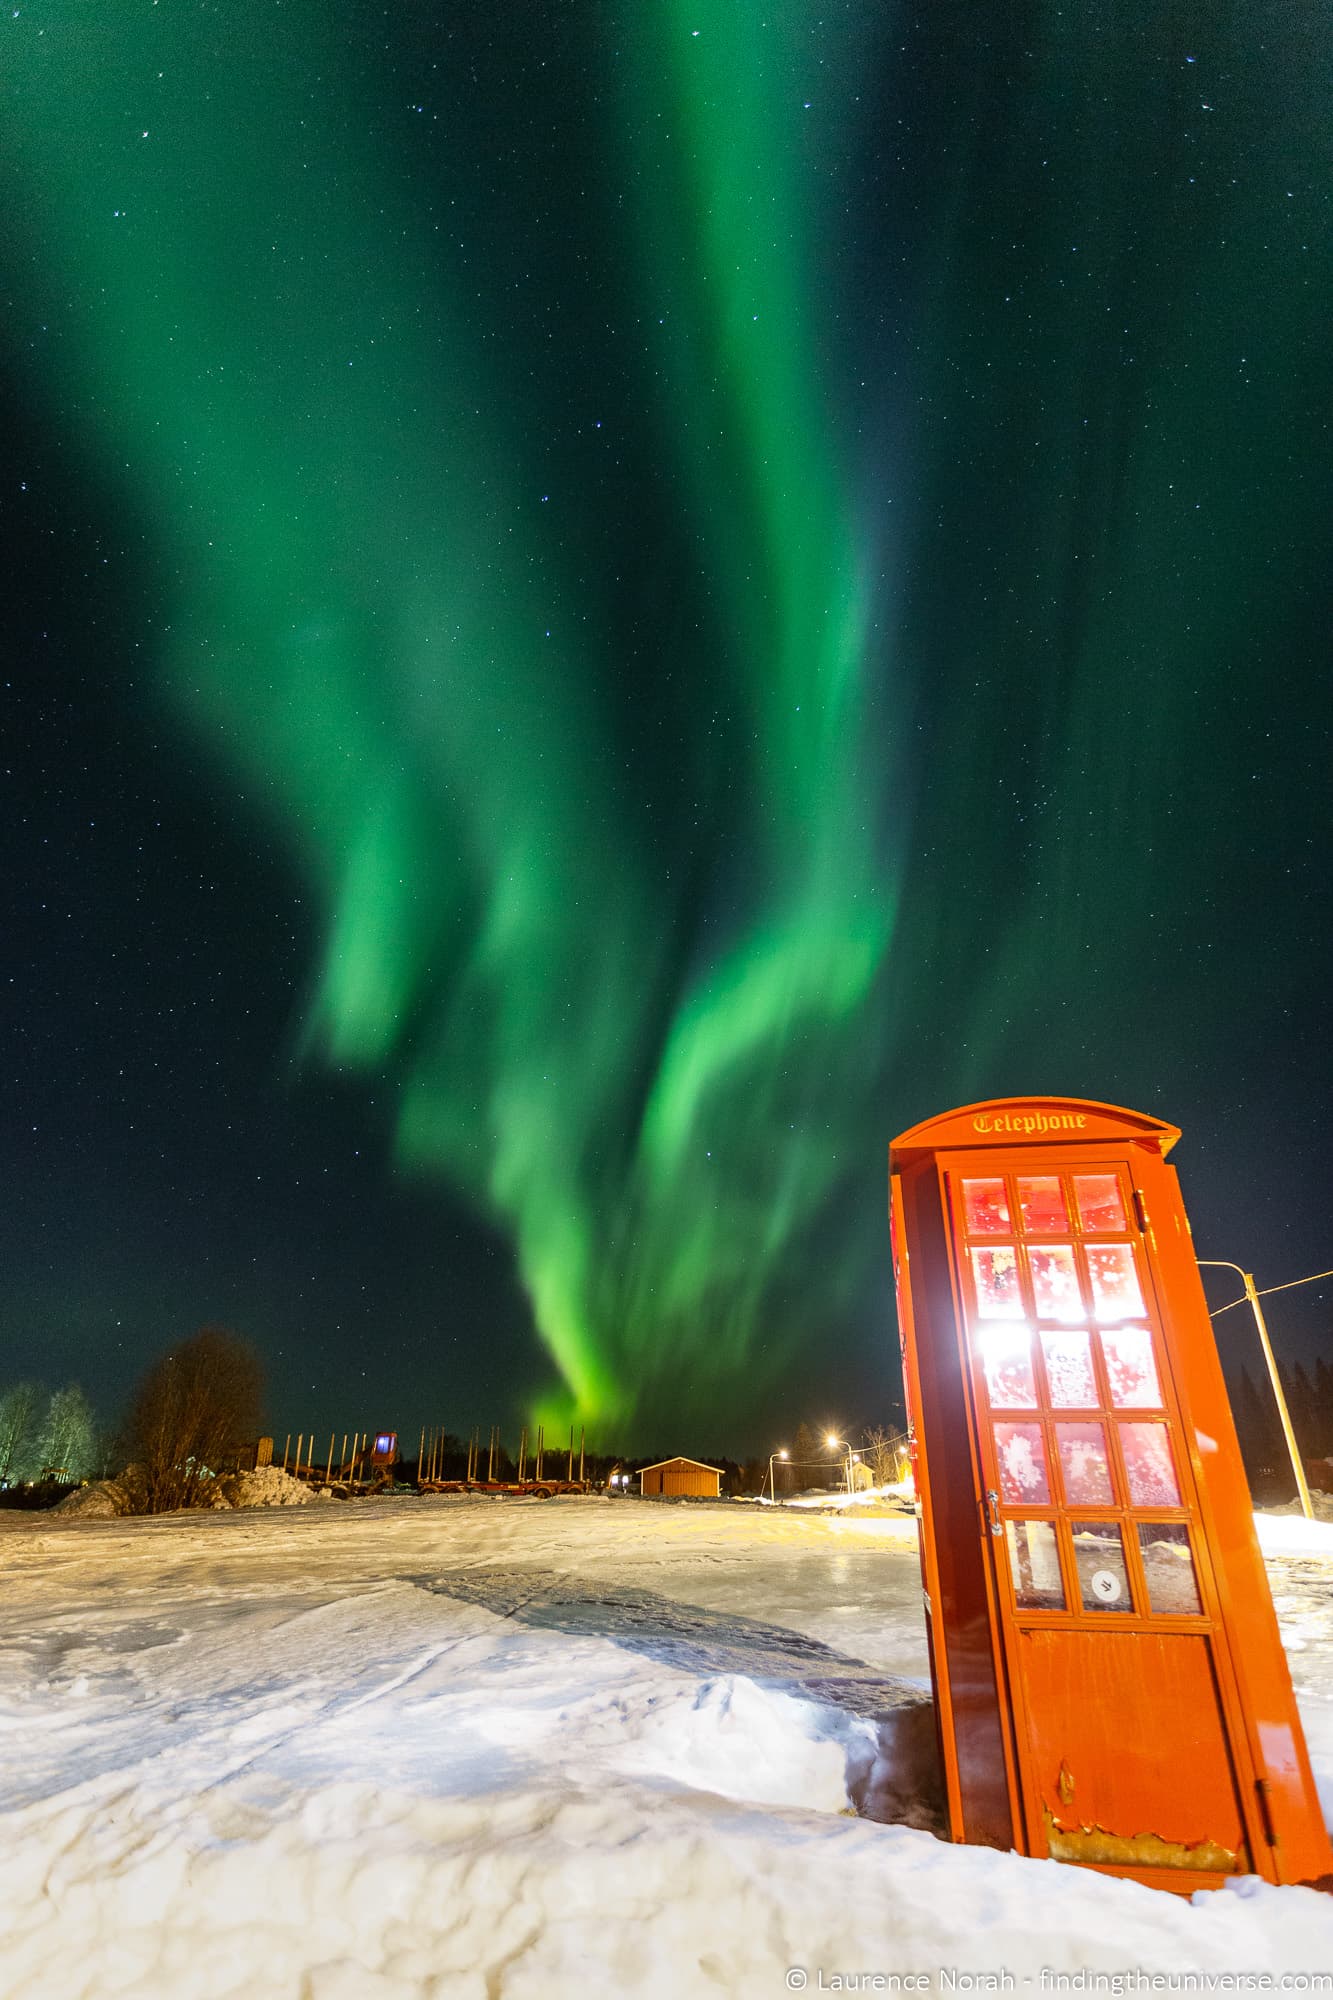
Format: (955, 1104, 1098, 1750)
(224, 1465, 316, 1508)
(1255, 1511, 1333, 1557)
(2, 1497, 1330, 2000)
(55, 1480, 128, 1518)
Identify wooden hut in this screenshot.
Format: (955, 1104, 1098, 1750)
(637, 1455, 722, 1498)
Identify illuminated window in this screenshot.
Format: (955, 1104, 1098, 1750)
(1121, 1422, 1181, 1507)
(970, 1245, 1024, 1319)
(1017, 1176, 1068, 1233)
(1029, 1245, 1084, 1323)
(1074, 1174, 1127, 1234)
(1087, 1243, 1145, 1322)
(980, 1326, 1038, 1409)
(994, 1422, 1051, 1504)
(1056, 1422, 1115, 1506)
(1101, 1325, 1162, 1408)
(1040, 1329, 1098, 1408)
(962, 1178, 1011, 1234)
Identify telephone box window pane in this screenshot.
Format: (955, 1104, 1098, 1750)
(963, 1178, 1011, 1235)
(971, 1246, 1024, 1319)
(1072, 1522, 1134, 1612)
(1029, 1245, 1084, 1323)
(1101, 1326, 1163, 1408)
(1138, 1523, 1204, 1616)
(1074, 1174, 1127, 1234)
(1056, 1422, 1114, 1505)
(1040, 1330, 1097, 1408)
(1006, 1520, 1065, 1610)
(1087, 1243, 1146, 1322)
(980, 1326, 1038, 1409)
(1017, 1176, 1068, 1234)
(994, 1422, 1051, 1504)
(1121, 1422, 1182, 1507)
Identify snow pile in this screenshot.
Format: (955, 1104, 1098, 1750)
(1256, 1508, 1333, 1551)
(784, 1482, 915, 1513)
(55, 1479, 128, 1518)
(473, 1667, 871, 1814)
(224, 1464, 316, 1508)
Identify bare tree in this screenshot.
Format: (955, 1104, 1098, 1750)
(124, 1328, 264, 1512)
(37, 1384, 98, 1481)
(0, 1382, 44, 1484)
(859, 1424, 910, 1488)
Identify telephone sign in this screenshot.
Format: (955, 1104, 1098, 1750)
(890, 1097, 1331, 1894)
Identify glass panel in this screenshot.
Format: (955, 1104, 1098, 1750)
(1072, 1522, 1134, 1612)
(1056, 1422, 1114, 1505)
(970, 1246, 1024, 1320)
(1040, 1329, 1098, 1408)
(1101, 1326, 1162, 1408)
(994, 1422, 1051, 1504)
(1121, 1421, 1182, 1506)
(1138, 1523, 1203, 1615)
(1074, 1174, 1127, 1234)
(962, 1178, 1011, 1235)
(1029, 1245, 1084, 1323)
(1087, 1243, 1145, 1321)
(979, 1326, 1037, 1409)
(1017, 1176, 1068, 1233)
(1006, 1520, 1065, 1609)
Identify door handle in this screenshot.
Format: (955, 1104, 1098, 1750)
(985, 1489, 1003, 1537)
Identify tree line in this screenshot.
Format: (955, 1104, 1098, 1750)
(0, 1326, 264, 1511)
(0, 1381, 103, 1486)
(1232, 1357, 1333, 1494)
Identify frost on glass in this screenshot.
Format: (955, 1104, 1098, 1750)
(979, 1326, 1037, 1409)
(970, 1246, 1024, 1320)
(1017, 1176, 1068, 1234)
(1087, 1243, 1145, 1321)
(963, 1178, 1011, 1235)
(1074, 1174, 1127, 1234)
(1101, 1325, 1162, 1408)
(1072, 1522, 1133, 1613)
(1056, 1422, 1114, 1506)
(1006, 1520, 1065, 1610)
(1029, 1245, 1083, 1323)
(1040, 1330, 1097, 1408)
(1138, 1524, 1203, 1615)
(1121, 1422, 1181, 1507)
(994, 1422, 1051, 1504)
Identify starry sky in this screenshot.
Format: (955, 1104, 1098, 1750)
(3, 1, 1330, 1456)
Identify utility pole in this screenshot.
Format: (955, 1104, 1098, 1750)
(1198, 1259, 1326, 1521)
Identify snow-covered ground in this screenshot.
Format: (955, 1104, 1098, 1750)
(1, 1497, 1330, 1999)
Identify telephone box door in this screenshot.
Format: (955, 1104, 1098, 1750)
(951, 1153, 1252, 1876)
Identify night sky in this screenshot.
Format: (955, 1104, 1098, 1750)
(3, 2, 1330, 1456)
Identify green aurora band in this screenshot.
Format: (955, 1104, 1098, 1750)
(5, 4, 894, 1434)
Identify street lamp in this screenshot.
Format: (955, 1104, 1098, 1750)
(826, 1432, 856, 1497)
(1197, 1258, 1333, 1522)
(767, 1447, 788, 1503)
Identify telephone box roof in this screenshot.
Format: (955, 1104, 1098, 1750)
(891, 1096, 1180, 1161)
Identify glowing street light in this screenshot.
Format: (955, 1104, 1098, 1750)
(1198, 1259, 1331, 1521)
(826, 1432, 856, 1496)
(767, 1447, 788, 1503)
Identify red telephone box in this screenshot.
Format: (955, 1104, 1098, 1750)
(890, 1097, 1331, 1893)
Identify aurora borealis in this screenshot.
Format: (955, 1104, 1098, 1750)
(3, 4, 1330, 1447)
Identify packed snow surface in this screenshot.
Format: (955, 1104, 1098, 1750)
(1, 1498, 1330, 1999)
